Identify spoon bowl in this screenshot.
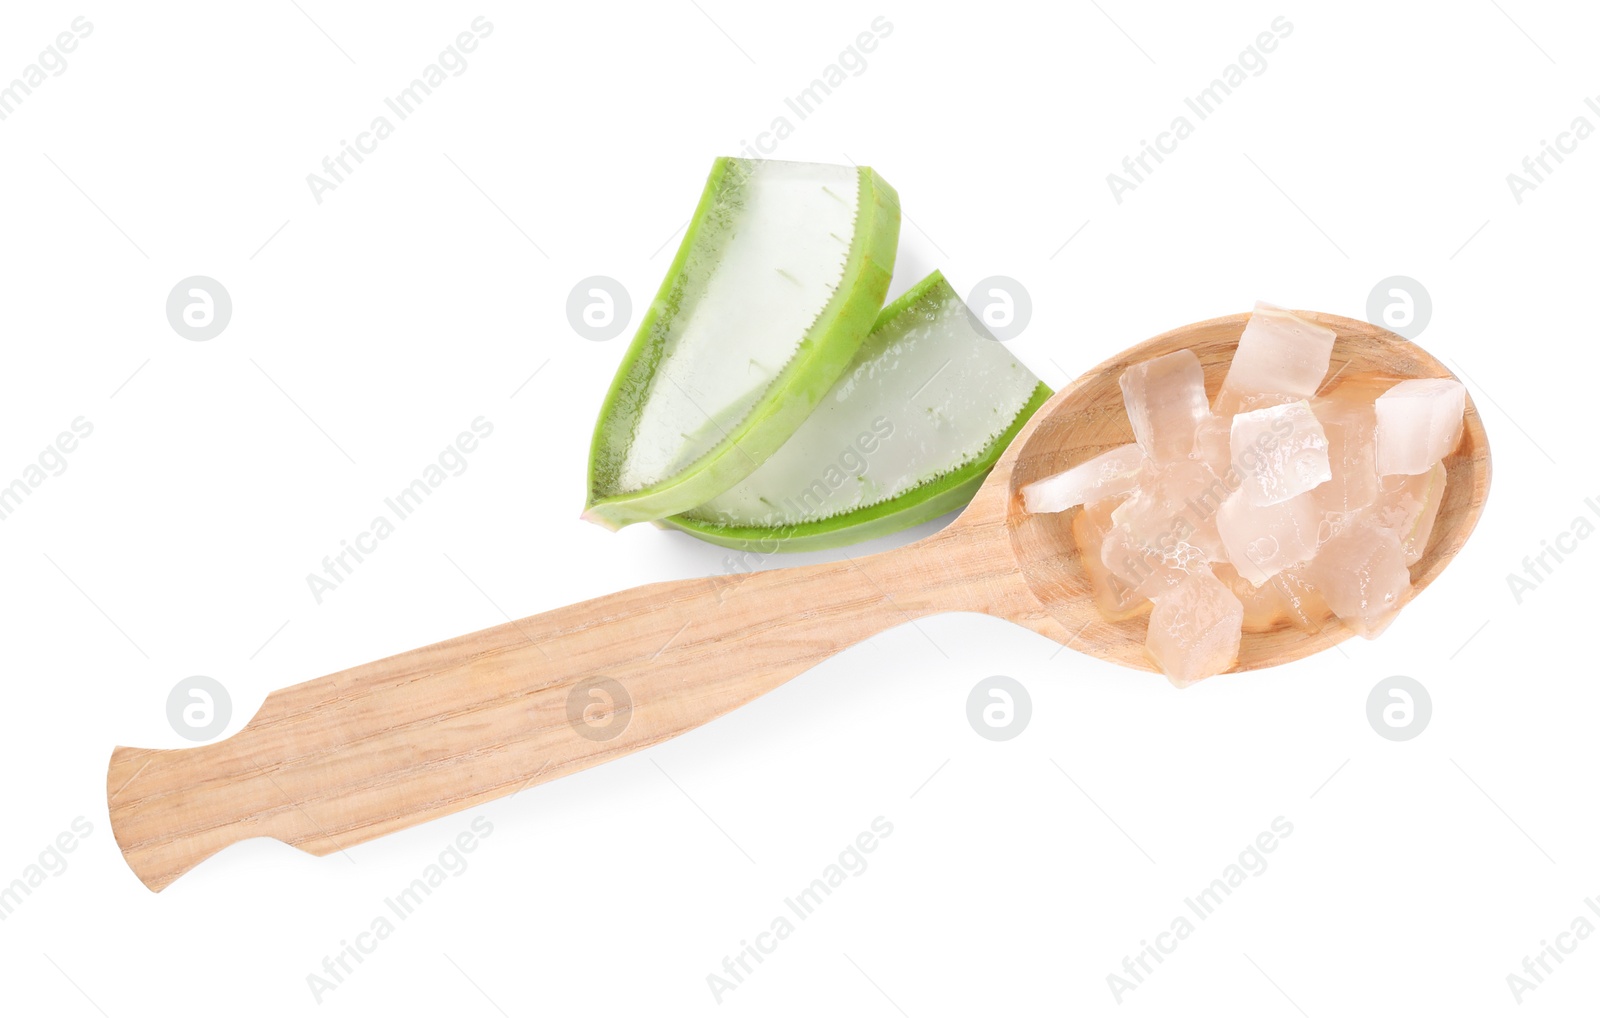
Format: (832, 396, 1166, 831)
(985, 309, 1490, 671)
(106, 309, 1491, 891)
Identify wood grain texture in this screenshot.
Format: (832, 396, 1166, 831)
(107, 309, 1490, 892)
(107, 529, 1043, 892)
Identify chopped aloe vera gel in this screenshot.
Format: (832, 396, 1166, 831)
(585, 157, 900, 528)
(1230, 400, 1331, 506)
(1110, 458, 1227, 563)
(1373, 461, 1447, 565)
(1215, 301, 1336, 415)
(1305, 517, 1410, 637)
(1144, 570, 1244, 687)
(664, 271, 1050, 552)
(1216, 488, 1321, 586)
(1212, 562, 1326, 634)
(1312, 388, 1380, 516)
(1073, 498, 1152, 621)
(1193, 413, 1233, 476)
(1100, 515, 1205, 602)
(1374, 378, 1466, 476)
(1021, 444, 1144, 514)
(1024, 303, 1468, 686)
(1120, 350, 1209, 462)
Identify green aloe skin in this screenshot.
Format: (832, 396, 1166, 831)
(661, 270, 1051, 553)
(584, 157, 901, 529)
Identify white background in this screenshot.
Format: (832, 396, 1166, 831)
(0, 1, 1595, 1014)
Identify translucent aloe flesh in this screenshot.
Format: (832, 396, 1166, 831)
(662, 271, 1051, 552)
(584, 158, 900, 528)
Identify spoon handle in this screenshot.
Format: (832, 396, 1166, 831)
(108, 533, 1005, 891)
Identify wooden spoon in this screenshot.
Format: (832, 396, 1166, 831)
(107, 310, 1491, 891)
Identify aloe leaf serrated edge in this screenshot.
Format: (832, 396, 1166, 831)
(660, 270, 1052, 553)
(583, 159, 900, 530)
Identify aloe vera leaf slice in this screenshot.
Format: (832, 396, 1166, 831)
(661, 270, 1051, 553)
(583, 157, 900, 529)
